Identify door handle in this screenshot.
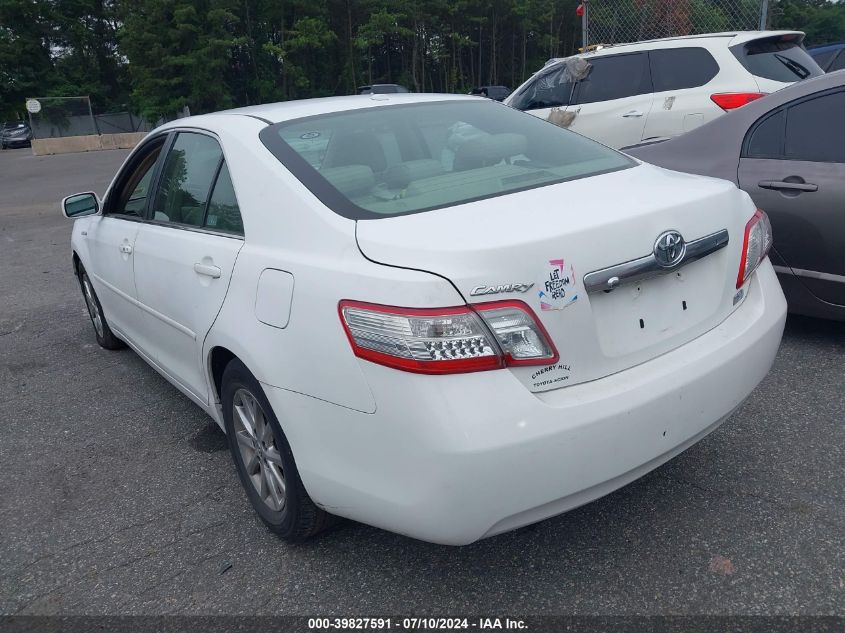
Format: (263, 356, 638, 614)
(622, 110, 644, 118)
(194, 263, 222, 279)
(119, 243, 133, 254)
(758, 180, 818, 193)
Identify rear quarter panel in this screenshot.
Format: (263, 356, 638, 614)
(203, 116, 465, 415)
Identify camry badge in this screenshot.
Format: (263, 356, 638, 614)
(653, 230, 686, 268)
(470, 283, 535, 296)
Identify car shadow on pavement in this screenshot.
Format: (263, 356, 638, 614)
(189, 422, 228, 454)
(783, 313, 845, 345)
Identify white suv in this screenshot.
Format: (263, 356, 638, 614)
(506, 31, 823, 149)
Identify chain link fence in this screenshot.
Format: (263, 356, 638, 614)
(26, 95, 152, 140)
(27, 96, 96, 139)
(586, 0, 769, 47)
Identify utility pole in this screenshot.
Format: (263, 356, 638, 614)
(582, 0, 589, 51)
(86, 96, 100, 135)
(759, 0, 769, 30)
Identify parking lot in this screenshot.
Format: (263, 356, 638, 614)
(0, 147, 843, 616)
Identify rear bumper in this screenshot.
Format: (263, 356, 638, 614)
(264, 262, 786, 545)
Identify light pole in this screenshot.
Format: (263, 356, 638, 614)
(582, 0, 589, 51)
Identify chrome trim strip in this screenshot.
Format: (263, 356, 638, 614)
(583, 229, 729, 293)
(773, 265, 845, 284)
(144, 220, 245, 240)
(90, 272, 197, 340)
(102, 214, 245, 240)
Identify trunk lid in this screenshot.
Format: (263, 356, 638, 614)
(356, 163, 753, 392)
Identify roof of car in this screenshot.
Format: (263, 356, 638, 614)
(808, 41, 845, 53)
(208, 93, 482, 125)
(545, 30, 804, 64)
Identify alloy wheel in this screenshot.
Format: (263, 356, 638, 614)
(82, 276, 104, 338)
(232, 388, 287, 512)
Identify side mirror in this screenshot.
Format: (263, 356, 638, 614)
(61, 192, 100, 218)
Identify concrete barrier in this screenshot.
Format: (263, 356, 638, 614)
(100, 132, 148, 150)
(31, 132, 147, 156)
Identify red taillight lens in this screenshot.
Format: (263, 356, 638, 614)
(710, 92, 766, 111)
(338, 299, 558, 374)
(736, 209, 773, 289)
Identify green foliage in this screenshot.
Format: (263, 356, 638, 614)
(1, 0, 844, 123)
(118, 0, 246, 120)
(0, 0, 127, 120)
(771, 0, 845, 45)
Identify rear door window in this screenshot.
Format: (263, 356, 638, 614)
(649, 47, 719, 91)
(572, 53, 651, 105)
(784, 91, 845, 163)
(204, 162, 244, 235)
(810, 49, 837, 71)
(829, 50, 845, 72)
(743, 90, 845, 163)
(152, 132, 223, 227)
(744, 110, 785, 159)
(732, 39, 823, 83)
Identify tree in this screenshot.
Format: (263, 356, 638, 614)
(118, 0, 246, 120)
(4, 0, 843, 124)
(50, 0, 127, 110)
(0, 0, 56, 120)
(771, 0, 845, 46)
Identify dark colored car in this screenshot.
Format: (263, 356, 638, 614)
(469, 85, 512, 101)
(627, 71, 845, 320)
(1, 121, 33, 149)
(357, 84, 409, 95)
(808, 42, 845, 72)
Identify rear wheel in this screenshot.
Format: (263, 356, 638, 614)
(78, 267, 124, 350)
(222, 359, 332, 541)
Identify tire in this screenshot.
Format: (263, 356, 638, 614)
(78, 267, 125, 350)
(222, 359, 332, 541)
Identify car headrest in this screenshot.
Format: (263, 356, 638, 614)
(320, 165, 375, 197)
(453, 133, 528, 171)
(382, 159, 444, 189)
(323, 131, 387, 173)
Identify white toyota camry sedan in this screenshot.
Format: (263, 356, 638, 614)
(62, 93, 786, 545)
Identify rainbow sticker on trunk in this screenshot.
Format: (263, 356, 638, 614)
(539, 258, 578, 311)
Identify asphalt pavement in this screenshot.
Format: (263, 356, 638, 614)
(0, 147, 843, 616)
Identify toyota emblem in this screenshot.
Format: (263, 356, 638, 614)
(653, 230, 686, 268)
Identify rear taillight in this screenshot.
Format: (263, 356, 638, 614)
(736, 209, 773, 289)
(710, 92, 766, 111)
(474, 300, 559, 367)
(339, 299, 558, 374)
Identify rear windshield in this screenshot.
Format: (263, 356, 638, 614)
(260, 100, 632, 219)
(732, 38, 823, 83)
